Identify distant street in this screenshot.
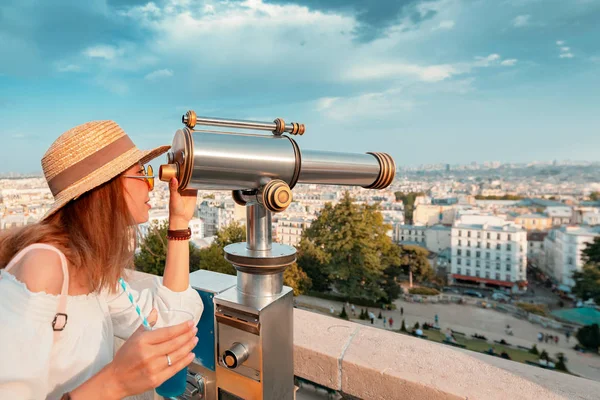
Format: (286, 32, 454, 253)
(296, 295, 600, 382)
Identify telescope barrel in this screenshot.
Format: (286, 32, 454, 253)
(160, 128, 395, 192)
(299, 150, 382, 187)
(186, 130, 297, 190)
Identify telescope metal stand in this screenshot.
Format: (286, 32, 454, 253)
(213, 201, 296, 399)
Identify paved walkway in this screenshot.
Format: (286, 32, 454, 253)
(296, 295, 600, 382)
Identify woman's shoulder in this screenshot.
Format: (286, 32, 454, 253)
(8, 246, 66, 295)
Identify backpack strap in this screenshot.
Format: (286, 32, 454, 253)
(2, 244, 69, 342)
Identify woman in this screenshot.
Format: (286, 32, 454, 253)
(0, 120, 204, 399)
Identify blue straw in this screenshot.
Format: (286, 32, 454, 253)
(118, 278, 152, 331)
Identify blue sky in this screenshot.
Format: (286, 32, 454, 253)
(1, 0, 599, 173)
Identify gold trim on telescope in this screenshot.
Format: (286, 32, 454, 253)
(262, 180, 293, 212)
(364, 152, 396, 190)
(273, 118, 285, 135)
(159, 164, 178, 182)
(183, 110, 197, 128)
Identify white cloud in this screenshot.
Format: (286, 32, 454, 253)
(316, 97, 340, 111)
(345, 53, 516, 84)
(118, 2, 161, 19)
(315, 89, 414, 121)
(83, 45, 122, 60)
(474, 53, 501, 67)
(203, 4, 215, 14)
(433, 20, 455, 31)
(109, 0, 517, 120)
(57, 64, 81, 72)
(344, 63, 457, 83)
(512, 14, 531, 27)
(144, 69, 174, 80)
(556, 40, 574, 58)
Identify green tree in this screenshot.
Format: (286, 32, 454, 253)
(339, 306, 349, 320)
(576, 324, 600, 352)
(380, 263, 403, 303)
(572, 238, 600, 303)
(398, 245, 434, 283)
(582, 237, 600, 265)
(555, 353, 568, 372)
(195, 221, 247, 275)
(197, 243, 236, 275)
(215, 221, 247, 248)
(473, 194, 524, 200)
(400, 319, 407, 332)
(297, 192, 401, 302)
(283, 262, 312, 296)
(134, 221, 199, 276)
(296, 236, 331, 292)
(393, 191, 425, 224)
(590, 192, 600, 201)
(529, 344, 539, 355)
(572, 265, 600, 304)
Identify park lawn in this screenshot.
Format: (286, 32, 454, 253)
(415, 329, 539, 364)
(463, 340, 539, 363)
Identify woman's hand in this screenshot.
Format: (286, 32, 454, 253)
(70, 309, 198, 399)
(168, 177, 198, 229)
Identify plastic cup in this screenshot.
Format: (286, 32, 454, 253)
(154, 309, 195, 398)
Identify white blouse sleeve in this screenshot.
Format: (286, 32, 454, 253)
(106, 274, 204, 339)
(0, 272, 56, 400)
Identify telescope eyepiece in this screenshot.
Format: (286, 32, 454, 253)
(159, 163, 179, 183)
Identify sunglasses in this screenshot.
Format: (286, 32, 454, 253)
(124, 164, 155, 191)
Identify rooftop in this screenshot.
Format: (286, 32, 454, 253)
(517, 213, 550, 219)
(518, 198, 566, 208)
(454, 223, 524, 233)
(551, 307, 600, 326)
(558, 225, 600, 236)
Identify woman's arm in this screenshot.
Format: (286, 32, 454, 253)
(70, 312, 197, 400)
(162, 178, 198, 292)
(69, 365, 123, 400)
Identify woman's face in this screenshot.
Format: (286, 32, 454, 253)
(122, 163, 152, 224)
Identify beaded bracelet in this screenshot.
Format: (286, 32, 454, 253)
(167, 227, 192, 241)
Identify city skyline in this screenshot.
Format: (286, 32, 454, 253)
(2, 0, 600, 173)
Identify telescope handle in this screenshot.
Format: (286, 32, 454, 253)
(183, 110, 305, 136)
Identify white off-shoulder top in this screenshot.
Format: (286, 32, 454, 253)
(0, 244, 203, 400)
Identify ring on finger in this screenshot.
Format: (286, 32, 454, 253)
(166, 354, 172, 367)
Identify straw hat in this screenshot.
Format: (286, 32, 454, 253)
(41, 120, 170, 220)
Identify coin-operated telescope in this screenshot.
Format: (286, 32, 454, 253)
(160, 111, 395, 400)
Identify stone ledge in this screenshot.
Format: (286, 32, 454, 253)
(126, 271, 600, 399)
(295, 308, 600, 400)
